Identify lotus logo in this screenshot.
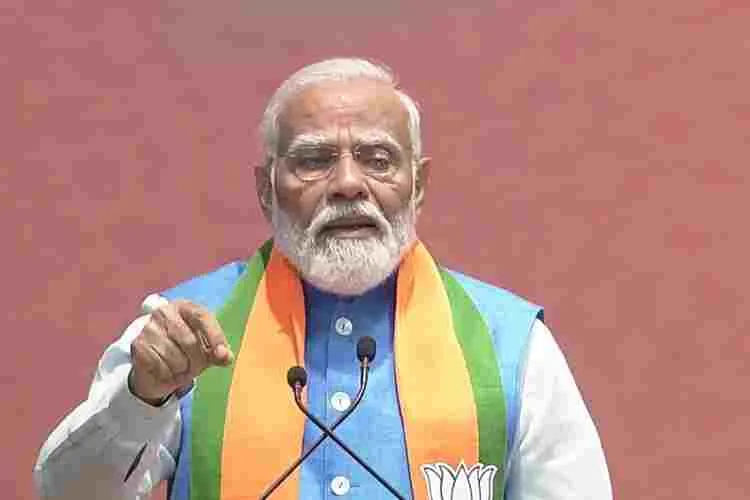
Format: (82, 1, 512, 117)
(421, 462, 498, 500)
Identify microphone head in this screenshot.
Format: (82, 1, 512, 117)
(286, 366, 308, 389)
(356, 336, 376, 363)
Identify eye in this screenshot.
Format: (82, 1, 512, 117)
(357, 146, 395, 172)
(288, 148, 337, 174)
(298, 155, 333, 170)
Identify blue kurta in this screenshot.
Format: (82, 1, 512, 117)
(162, 261, 542, 500)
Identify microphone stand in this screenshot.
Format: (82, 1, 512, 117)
(259, 361, 371, 499)
(289, 360, 406, 500)
(259, 337, 405, 500)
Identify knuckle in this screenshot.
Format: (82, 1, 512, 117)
(180, 301, 212, 324)
(174, 321, 199, 347)
(146, 318, 171, 341)
(175, 299, 204, 315)
(180, 332, 200, 351)
(131, 338, 149, 359)
(141, 322, 163, 341)
(185, 299, 208, 313)
(150, 306, 169, 324)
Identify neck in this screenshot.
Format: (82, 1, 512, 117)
(301, 268, 399, 302)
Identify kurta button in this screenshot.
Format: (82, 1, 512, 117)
(335, 316, 353, 336)
(331, 475, 350, 495)
(330, 391, 352, 412)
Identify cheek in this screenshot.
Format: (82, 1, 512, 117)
(368, 175, 413, 217)
(275, 174, 326, 226)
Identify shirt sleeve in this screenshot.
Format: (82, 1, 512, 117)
(33, 315, 183, 500)
(505, 319, 613, 500)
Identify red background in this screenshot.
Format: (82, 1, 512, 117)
(4, 1, 749, 498)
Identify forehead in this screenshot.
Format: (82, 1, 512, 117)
(277, 78, 411, 149)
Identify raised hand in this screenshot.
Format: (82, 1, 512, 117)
(129, 297, 234, 405)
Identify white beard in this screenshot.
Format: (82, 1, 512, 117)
(271, 194, 416, 296)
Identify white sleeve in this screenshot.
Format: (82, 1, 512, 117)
(33, 316, 183, 500)
(505, 320, 613, 500)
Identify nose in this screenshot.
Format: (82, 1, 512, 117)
(325, 153, 369, 202)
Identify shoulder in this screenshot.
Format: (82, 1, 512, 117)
(443, 268, 543, 368)
(442, 268, 545, 451)
(443, 268, 544, 326)
(160, 260, 248, 312)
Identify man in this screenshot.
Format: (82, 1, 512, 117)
(34, 58, 612, 500)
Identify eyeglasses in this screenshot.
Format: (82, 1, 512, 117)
(280, 144, 405, 182)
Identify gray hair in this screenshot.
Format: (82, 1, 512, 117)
(260, 58, 422, 169)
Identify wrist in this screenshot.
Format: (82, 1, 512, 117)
(127, 369, 172, 407)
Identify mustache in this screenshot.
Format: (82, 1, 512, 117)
(307, 201, 389, 237)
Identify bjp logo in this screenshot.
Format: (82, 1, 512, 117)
(421, 462, 498, 500)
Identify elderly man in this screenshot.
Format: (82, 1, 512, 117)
(35, 58, 612, 500)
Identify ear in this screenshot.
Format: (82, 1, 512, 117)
(254, 160, 273, 221)
(414, 156, 431, 215)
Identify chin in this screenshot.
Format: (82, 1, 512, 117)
(301, 236, 403, 296)
(271, 198, 417, 297)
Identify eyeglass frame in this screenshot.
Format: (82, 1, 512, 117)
(273, 137, 415, 183)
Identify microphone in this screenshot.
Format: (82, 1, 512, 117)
(260, 337, 377, 499)
(357, 335, 376, 365)
(287, 366, 307, 389)
(259, 337, 405, 500)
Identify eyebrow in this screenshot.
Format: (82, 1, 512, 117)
(284, 133, 332, 153)
(354, 131, 404, 155)
(283, 131, 405, 156)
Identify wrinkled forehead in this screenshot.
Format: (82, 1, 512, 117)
(276, 79, 412, 154)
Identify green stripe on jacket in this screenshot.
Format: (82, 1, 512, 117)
(440, 268, 507, 500)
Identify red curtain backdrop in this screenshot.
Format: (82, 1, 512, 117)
(5, 1, 749, 498)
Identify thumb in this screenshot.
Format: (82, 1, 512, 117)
(211, 343, 234, 366)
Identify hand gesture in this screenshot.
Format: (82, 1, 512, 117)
(129, 297, 234, 405)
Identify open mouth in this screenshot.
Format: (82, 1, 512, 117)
(319, 216, 380, 238)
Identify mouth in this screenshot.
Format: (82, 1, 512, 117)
(319, 216, 380, 238)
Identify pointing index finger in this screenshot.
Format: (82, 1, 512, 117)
(176, 301, 234, 366)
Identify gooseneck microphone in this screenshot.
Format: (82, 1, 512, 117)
(260, 337, 377, 499)
(288, 368, 407, 500)
(259, 336, 406, 500)
(356, 335, 376, 365)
